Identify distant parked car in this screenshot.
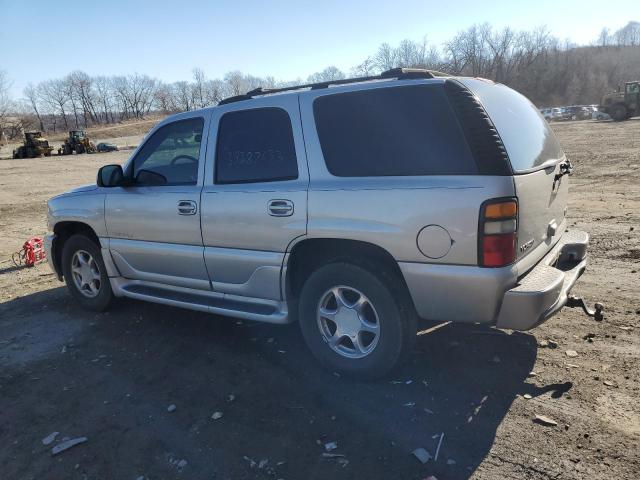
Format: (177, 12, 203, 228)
(591, 106, 610, 120)
(564, 106, 591, 121)
(540, 108, 554, 121)
(550, 107, 566, 121)
(96, 142, 119, 153)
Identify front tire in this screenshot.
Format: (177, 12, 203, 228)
(611, 104, 628, 122)
(61, 234, 113, 311)
(298, 263, 416, 380)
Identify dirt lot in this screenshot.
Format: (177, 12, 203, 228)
(0, 119, 638, 480)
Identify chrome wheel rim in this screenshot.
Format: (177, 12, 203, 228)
(71, 250, 101, 298)
(317, 286, 380, 359)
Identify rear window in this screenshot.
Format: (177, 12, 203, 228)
(313, 85, 477, 177)
(461, 79, 565, 173)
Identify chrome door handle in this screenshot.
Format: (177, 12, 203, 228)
(177, 200, 197, 215)
(268, 199, 294, 217)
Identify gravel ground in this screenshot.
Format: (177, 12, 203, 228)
(0, 119, 638, 480)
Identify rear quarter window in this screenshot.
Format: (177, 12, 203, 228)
(313, 84, 477, 177)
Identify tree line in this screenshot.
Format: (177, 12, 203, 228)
(2, 21, 640, 140)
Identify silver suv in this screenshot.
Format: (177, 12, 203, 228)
(45, 68, 593, 379)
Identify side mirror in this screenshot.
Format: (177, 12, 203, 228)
(97, 164, 125, 187)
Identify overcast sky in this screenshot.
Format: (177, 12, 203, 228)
(1, 0, 636, 97)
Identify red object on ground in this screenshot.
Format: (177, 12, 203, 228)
(20, 236, 46, 267)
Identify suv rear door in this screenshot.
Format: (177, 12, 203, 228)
(200, 95, 308, 301)
(460, 78, 569, 271)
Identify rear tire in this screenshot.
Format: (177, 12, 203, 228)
(61, 234, 113, 311)
(611, 104, 628, 122)
(298, 262, 416, 380)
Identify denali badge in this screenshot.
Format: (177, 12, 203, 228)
(520, 239, 534, 252)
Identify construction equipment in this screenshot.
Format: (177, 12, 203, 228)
(58, 130, 97, 155)
(12, 131, 54, 159)
(600, 81, 640, 121)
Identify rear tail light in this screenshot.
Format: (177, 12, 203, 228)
(479, 199, 518, 267)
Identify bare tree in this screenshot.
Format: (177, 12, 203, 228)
(153, 82, 175, 113)
(396, 39, 420, 67)
(173, 81, 193, 111)
(40, 79, 70, 129)
(351, 57, 375, 76)
(307, 66, 346, 83)
(0, 71, 13, 141)
(23, 84, 45, 131)
(224, 71, 246, 96)
(374, 43, 397, 71)
(614, 21, 640, 46)
(8, 20, 640, 131)
(192, 68, 206, 109)
(68, 71, 98, 126)
(94, 76, 114, 123)
(202, 79, 227, 106)
(597, 27, 611, 47)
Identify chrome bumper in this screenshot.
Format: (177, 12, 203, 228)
(495, 230, 589, 330)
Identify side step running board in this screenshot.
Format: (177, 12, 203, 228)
(116, 281, 289, 324)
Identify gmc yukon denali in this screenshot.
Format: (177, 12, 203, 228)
(45, 68, 600, 379)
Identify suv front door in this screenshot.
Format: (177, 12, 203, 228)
(200, 95, 308, 300)
(105, 113, 211, 290)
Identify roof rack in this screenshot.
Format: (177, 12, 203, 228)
(218, 68, 450, 105)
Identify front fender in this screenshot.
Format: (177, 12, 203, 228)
(48, 192, 107, 237)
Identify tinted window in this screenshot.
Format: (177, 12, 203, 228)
(133, 118, 203, 185)
(215, 108, 298, 184)
(462, 79, 565, 172)
(313, 85, 477, 177)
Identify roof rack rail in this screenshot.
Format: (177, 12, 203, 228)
(217, 68, 450, 105)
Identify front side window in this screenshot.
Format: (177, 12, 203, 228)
(132, 118, 204, 186)
(215, 108, 298, 184)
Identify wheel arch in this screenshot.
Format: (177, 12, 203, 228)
(284, 237, 417, 321)
(52, 221, 101, 279)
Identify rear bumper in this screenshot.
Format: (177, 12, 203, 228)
(495, 230, 589, 330)
(399, 229, 589, 330)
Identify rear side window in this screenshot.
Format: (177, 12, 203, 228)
(313, 85, 477, 177)
(215, 108, 298, 184)
(462, 79, 565, 173)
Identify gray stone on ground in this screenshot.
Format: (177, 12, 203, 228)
(51, 437, 88, 455)
(42, 432, 59, 445)
(412, 447, 431, 464)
